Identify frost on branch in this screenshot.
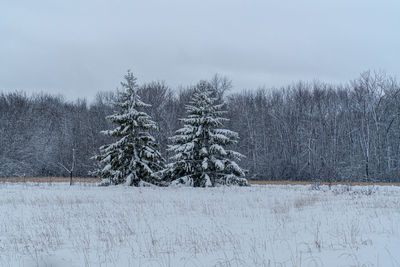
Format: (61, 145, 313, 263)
(92, 71, 165, 186)
(165, 81, 248, 187)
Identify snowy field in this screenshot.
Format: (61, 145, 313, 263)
(0, 183, 399, 267)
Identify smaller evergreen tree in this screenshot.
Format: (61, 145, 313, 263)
(93, 71, 165, 186)
(166, 81, 248, 187)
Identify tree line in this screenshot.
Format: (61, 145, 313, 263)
(1, 71, 400, 182)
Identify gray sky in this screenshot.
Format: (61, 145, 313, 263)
(1, 0, 399, 100)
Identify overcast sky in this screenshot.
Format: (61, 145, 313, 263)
(1, 0, 399, 100)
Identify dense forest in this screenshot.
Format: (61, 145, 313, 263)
(1, 71, 400, 182)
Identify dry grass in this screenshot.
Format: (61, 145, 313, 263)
(1, 177, 399, 186)
(248, 180, 400, 186)
(0, 177, 101, 183)
(1, 183, 399, 266)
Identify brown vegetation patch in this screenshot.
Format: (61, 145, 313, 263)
(2, 177, 399, 186)
(0, 177, 101, 183)
(249, 180, 400, 186)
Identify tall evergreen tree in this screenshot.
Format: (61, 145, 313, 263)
(166, 81, 248, 187)
(93, 71, 165, 186)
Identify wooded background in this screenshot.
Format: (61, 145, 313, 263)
(2, 71, 400, 182)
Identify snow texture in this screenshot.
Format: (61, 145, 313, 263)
(93, 71, 164, 186)
(167, 81, 247, 187)
(0, 182, 399, 266)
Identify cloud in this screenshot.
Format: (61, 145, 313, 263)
(1, 0, 399, 100)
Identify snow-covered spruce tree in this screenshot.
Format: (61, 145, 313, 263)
(166, 81, 248, 187)
(93, 71, 165, 186)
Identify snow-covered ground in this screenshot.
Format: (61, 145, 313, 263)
(0, 183, 399, 267)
